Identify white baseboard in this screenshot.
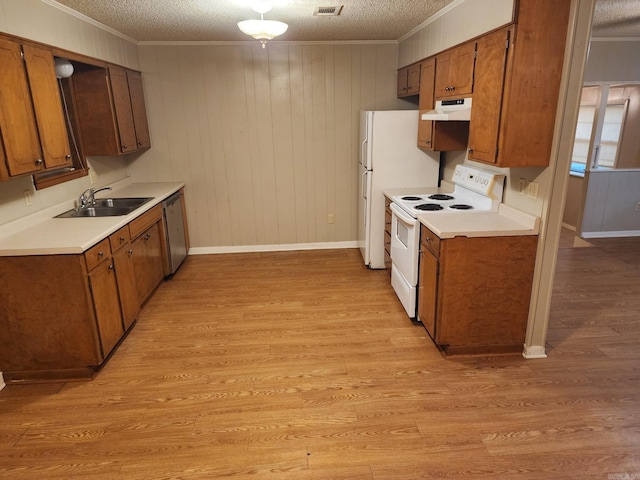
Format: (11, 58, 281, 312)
(582, 230, 640, 239)
(561, 223, 576, 231)
(189, 241, 359, 255)
(522, 345, 547, 359)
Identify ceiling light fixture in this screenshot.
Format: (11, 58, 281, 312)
(237, 2, 288, 48)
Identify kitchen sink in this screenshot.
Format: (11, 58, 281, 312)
(55, 197, 153, 218)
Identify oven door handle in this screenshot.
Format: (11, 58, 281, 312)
(390, 203, 417, 226)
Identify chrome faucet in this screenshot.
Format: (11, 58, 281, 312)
(78, 186, 112, 208)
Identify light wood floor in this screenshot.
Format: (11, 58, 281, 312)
(1, 244, 640, 479)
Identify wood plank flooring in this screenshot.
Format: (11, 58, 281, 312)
(1, 245, 640, 479)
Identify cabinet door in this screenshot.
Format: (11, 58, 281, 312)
(397, 67, 409, 97)
(89, 260, 124, 358)
(468, 28, 511, 164)
(22, 44, 72, 170)
(113, 246, 140, 330)
(406, 63, 421, 95)
(435, 42, 476, 99)
(418, 246, 439, 339)
(0, 38, 43, 176)
(132, 222, 165, 304)
(126, 70, 151, 149)
(108, 67, 137, 153)
(417, 58, 435, 150)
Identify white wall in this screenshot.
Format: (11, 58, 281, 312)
(585, 40, 640, 83)
(0, 0, 139, 227)
(581, 169, 640, 237)
(132, 42, 409, 249)
(398, 0, 514, 67)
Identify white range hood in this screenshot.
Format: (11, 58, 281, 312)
(422, 98, 472, 121)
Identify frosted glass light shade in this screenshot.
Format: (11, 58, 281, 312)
(54, 57, 74, 78)
(237, 19, 288, 41)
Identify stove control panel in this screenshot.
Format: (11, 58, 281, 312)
(453, 165, 505, 199)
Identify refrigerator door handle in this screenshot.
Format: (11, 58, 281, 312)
(361, 138, 368, 169)
(361, 170, 368, 200)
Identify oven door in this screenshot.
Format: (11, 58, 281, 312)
(390, 203, 420, 286)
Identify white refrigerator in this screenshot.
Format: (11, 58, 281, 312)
(358, 110, 440, 268)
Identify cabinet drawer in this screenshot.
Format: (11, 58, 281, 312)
(129, 204, 162, 239)
(85, 238, 111, 271)
(420, 225, 440, 257)
(109, 225, 131, 252)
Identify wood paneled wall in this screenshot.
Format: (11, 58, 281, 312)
(0, 0, 135, 227)
(131, 43, 410, 249)
(397, 0, 514, 68)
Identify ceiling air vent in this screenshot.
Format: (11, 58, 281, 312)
(314, 5, 344, 16)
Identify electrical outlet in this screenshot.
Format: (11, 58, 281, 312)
(23, 190, 33, 207)
(526, 181, 539, 200)
(518, 178, 527, 196)
(89, 169, 97, 184)
(327, 213, 335, 224)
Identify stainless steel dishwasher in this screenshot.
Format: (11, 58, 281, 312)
(162, 191, 188, 274)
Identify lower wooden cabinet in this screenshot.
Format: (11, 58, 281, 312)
(417, 224, 538, 355)
(0, 205, 169, 383)
(384, 198, 392, 274)
(88, 258, 124, 358)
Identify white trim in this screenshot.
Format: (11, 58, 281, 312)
(522, 344, 547, 359)
(561, 223, 577, 231)
(43, 0, 138, 44)
(582, 230, 640, 238)
(398, 0, 465, 42)
(189, 241, 359, 255)
(138, 40, 398, 46)
(590, 37, 640, 42)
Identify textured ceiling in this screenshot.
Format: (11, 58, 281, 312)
(52, 0, 640, 43)
(52, 0, 458, 42)
(591, 0, 640, 38)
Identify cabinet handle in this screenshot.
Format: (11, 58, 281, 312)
(109, 263, 115, 271)
(65, 154, 71, 160)
(128, 249, 134, 257)
(468, 148, 474, 155)
(98, 251, 104, 258)
(144, 233, 151, 240)
(35, 158, 43, 166)
(119, 236, 125, 242)
(122, 145, 128, 150)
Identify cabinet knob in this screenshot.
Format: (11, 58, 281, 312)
(122, 145, 128, 150)
(65, 154, 72, 160)
(109, 263, 115, 271)
(98, 251, 104, 258)
(35, 158, 43, 166)
(144, 233, 151, 240)
(468, 148, 474, 154)
(120, 236, 125, 242)
(128, 249, 134, 257)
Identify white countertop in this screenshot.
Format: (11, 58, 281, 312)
(418, 204, 540, 239)
(0, 180, 184, 256)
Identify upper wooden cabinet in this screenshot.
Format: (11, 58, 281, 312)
(72, 65, 151, 156)
(0, 37, 72, 179)
(418, 57, 469, 152)
(397, 62, 421, 98)
(468, 0, 571, 167)
(434, 41, 476, 100)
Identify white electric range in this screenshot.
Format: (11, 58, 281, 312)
(389, 165, 505, 318)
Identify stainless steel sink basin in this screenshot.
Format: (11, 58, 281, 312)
(93, 197, 153, 209)
(55, 197, 153, 218)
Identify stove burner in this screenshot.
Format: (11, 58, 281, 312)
(415, 203, 444, 211)
(401, 196, 423, 201)
(449, 204, 473, 210)
(429, 194, 454, 201)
